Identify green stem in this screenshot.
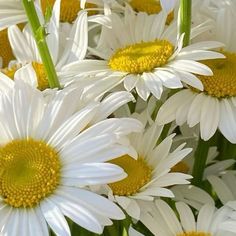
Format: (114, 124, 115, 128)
(179, 0, 192, 47)
(217, 132, 236, 160)
(22, 0, 61, 89)
(192, 137, 211, 186)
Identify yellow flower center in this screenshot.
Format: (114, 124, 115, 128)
(0, 139, 61, 208)
(108, 155, 152, 196)
(193, 51, 236, 98)
(0, 62, 49, 91)
(0, 29, 15, 68)
(108, 40, 174, 74)
(129, 0, 174, 24)
(0, 64, 21, 79)
(171, 161, 189, 174)
(177, 232, 211, 236)
(41, 0, 97, 23)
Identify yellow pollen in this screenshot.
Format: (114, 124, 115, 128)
(0, 64, 21, 80)
(108, 155, 152, 196)
(31, 62, 49, 91)
(108, 40, 174, 74)
(0, 139, 60, 208)
(193, 51, 236, 98)
(0, 29, 15, 68)
(176, 232, 211, 236)
(171, 161, 189, 174)
(129, 0, 174, 24)
(41, 0, 97, 23)
(0, 62, 49, 91)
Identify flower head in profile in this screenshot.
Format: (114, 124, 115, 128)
(0, 80, 143, 235)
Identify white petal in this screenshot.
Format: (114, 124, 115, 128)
(155, 199, 183, 234)
(8, 25, 34, 62)
(157, 90, 194, 125)
(61, 163, 126, 186)
(200, 96, 220, 141)
(219, 99, 236, 143)
(143, 72, 163, 99)
(28, 208, 49, 236)
(176, 202, 196, 232)
(91, 91, 135, 123)
(51, 194, 103, 234)
(181, 41, 225, 53)
(177, 50, 225, 61)
(197, 204, 215, 232)
(220, 221, 236, 233)
(176, 94, 195, 126)
(14, 63, 38, 88)
(168, 60, 213, 76)
(178, 71, 203, 90)
(135, 77, 150, 101)
(40, 199, 71, 236)
(155, 70, 183, 89)
(124, 74, 138, 91)
(48, 103, 98, 150)
(116, 197, 140, 220)
(187, 93, 205, 127)
(207, 175, 234, 204)
(47, 0, 60, 64)
(55, 186, 125, 220)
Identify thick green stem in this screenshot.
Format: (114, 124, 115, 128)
(179, 0, 192, 47)
(192, 138, 212, 186)
(22, 0, 60, 89)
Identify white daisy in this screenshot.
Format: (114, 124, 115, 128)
(140, 199, 236, 236)
(102, 113, 192, 220)
(157, 4, 236, 143)
(62, 5, 224, 101)
(0, 80, 143, 235)
(2, 1, 93, 89)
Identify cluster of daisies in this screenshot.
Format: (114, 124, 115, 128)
(0, 0, 236, 235)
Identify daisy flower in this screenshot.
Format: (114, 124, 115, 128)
(157, 3, 236, 143)
(140, 199, 236, 236)
(102, 114, 192, 220)
(0, 80, 143, 235)
(62, 6, 224, 101)
(2, 2, 99, 91)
